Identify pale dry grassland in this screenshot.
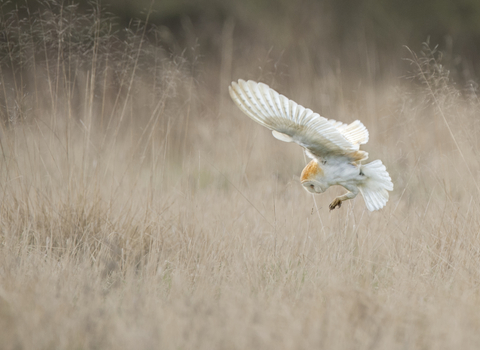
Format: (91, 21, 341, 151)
(1, 4, 480, 350)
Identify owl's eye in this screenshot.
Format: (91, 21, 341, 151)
(310, 184, 315, 189)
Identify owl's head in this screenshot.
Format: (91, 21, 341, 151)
(300, 159, 326, 194)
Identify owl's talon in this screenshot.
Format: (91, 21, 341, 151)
(329, 198, 342, 210)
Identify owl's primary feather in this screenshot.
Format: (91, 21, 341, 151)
(229, 79, 393, 211)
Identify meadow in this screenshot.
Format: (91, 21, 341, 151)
(1, 3, 480, 349)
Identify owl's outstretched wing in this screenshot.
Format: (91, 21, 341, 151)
(229, 79, 369, 161)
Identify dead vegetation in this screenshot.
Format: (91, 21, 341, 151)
(0, 2, 480, 349)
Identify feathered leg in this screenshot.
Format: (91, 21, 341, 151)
(329, 186, 359, 210)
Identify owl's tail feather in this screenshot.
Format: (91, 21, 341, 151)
(358, 160, 393, 211)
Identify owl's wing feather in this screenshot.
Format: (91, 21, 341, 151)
(229, 79, 369, 160)
(327, 119, 369, 146)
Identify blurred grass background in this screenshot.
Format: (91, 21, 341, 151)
(0, 0, 480, 349)
(5, 0, 480, 83)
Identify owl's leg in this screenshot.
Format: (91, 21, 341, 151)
(329, 186, 359, 210)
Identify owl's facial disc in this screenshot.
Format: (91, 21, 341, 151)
(302, 180, 325, 194)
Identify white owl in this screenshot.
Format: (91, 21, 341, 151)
(229, 80, 393, 211)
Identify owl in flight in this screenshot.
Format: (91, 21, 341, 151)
(229, 80, 393, 211)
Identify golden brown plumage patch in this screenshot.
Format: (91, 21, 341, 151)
(300, 160, 323, 182)
(348, 150, 368, 163)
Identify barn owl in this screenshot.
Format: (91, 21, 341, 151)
(228, 79, 393, 211)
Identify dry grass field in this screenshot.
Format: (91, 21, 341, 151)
(1, 3, 480, 349)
